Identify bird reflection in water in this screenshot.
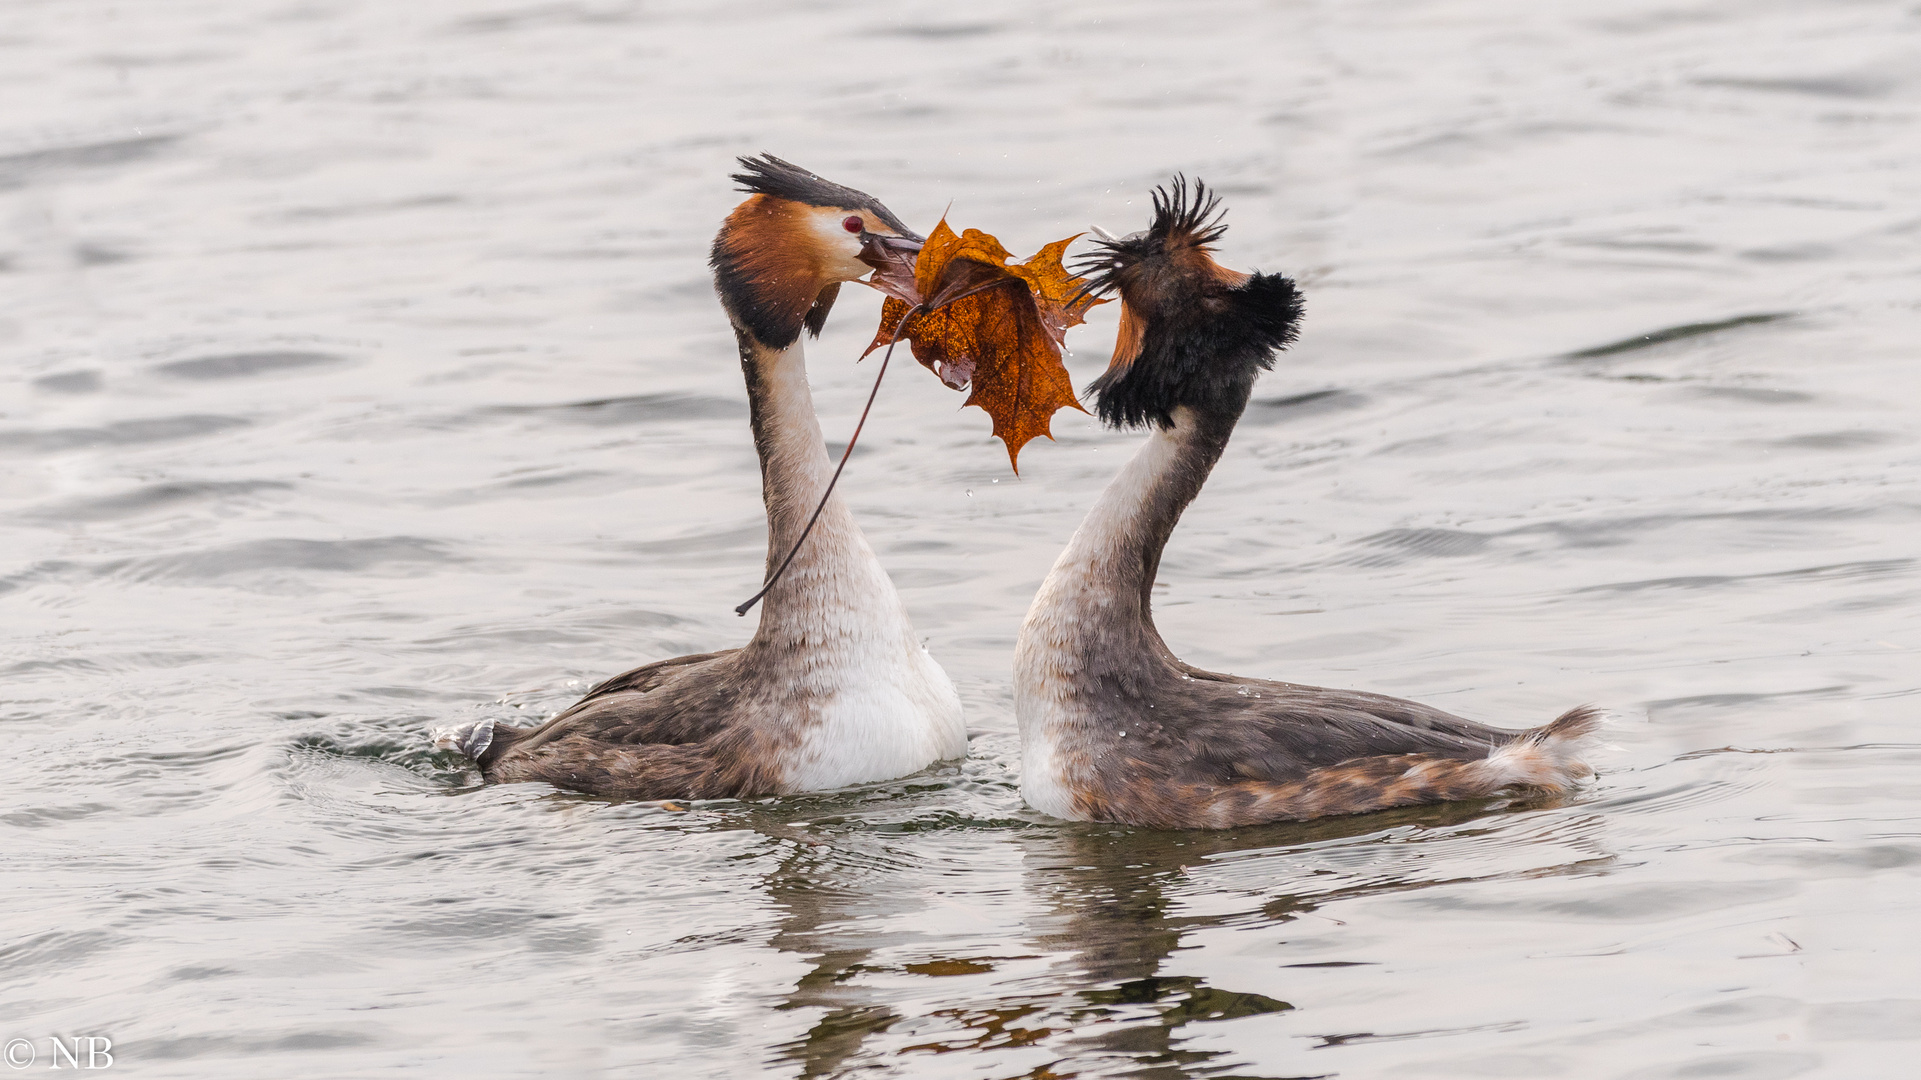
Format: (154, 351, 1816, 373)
(743, 794, 1594, 1079)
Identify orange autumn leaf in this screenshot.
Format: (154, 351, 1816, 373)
(861, 220, 1105, 471)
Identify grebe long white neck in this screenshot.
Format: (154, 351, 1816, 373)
(1023, 405, 1232, 673)
(738, 332, 913, 651)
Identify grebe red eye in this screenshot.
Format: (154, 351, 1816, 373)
(842, 215, 864, 233)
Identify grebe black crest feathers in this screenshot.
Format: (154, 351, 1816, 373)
(436, 156, 965, 799)
(1013, 178, 1598, 829)
(728, 154, 918, 237)
(1079, 178, 1303, 431)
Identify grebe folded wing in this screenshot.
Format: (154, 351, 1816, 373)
(1179, 685, 1516, 779)
(572, 649, 739, 708)
(507, 649, 741, 755)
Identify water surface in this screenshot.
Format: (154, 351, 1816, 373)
(4, 1, 1919, 1076)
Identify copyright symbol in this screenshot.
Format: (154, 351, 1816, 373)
(3, 1039, 32, 1069)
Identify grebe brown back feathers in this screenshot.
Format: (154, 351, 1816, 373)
(435, 156, 966, 798)
(1013, 180, 1598, 829)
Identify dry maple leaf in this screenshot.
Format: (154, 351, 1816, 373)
(860, 220, 1105, 471)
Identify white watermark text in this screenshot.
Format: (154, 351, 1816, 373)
(3, 1037, 114, 1070)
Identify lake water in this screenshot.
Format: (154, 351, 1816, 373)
(4, 1, 1919, 1076)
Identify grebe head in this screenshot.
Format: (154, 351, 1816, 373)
(1078, 177, 1304, 430)
(711, 154, 924, 350)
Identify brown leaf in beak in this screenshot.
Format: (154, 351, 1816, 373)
(860, 220, 1106, 471)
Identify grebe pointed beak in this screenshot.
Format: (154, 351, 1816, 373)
(1089, 224, 1119, 241)
(856, 230, 924, 277)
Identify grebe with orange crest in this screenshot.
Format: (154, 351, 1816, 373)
(435, 156, 965, 798)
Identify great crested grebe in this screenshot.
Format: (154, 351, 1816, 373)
(435, 155, 966, 798)
(1013, 180, 1598, 829)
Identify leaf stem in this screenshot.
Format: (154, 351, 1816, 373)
(734, 305, 923, 617)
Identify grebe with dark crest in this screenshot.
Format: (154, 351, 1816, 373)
(435, 155, 966, 798)
(1014, 179, 1599, 829)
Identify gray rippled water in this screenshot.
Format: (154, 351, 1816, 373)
(4, 1, 1919, 1077)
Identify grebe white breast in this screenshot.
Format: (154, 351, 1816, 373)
(1013, 180, 1598, 829)
(436, 156, 965, 798)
